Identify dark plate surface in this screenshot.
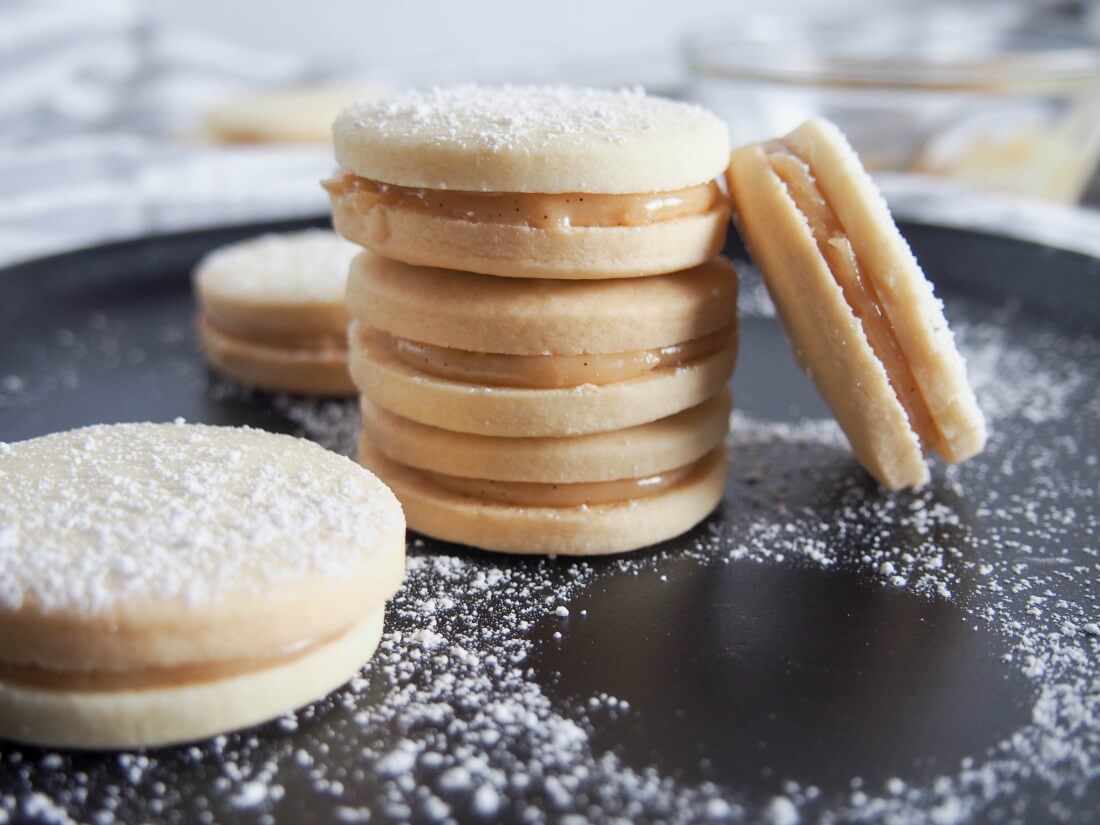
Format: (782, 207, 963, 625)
(0, 219, 1098, 825)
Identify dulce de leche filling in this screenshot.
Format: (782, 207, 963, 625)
(420, 451, 715, 508)
(365, 326, 734, 389)
(0, 628, 341, 692)
(765, 140, 940, 448)
(322, 172, 725, 230)
(202, 310, 348, 353)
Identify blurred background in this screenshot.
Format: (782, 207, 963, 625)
(2, 0, 1100, 265)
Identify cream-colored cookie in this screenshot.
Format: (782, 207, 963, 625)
(0, 422, 405, 748)
(359, 442, 727, 556)
(346, 251, 739, 355)
(326, 85, 731, 278)
(726, 118, 986, 490)
(330, 197, 728, 280)
(333, 85, 730, 194)
(194, 229, 359, 395)
(360, 391, 731, 483)
(203, 83, 390, 144)
(349, 321, 737, 437)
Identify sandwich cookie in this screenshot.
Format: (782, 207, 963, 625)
(356, 393, 730, 555)
(326, 85, 731, 279)
(195, 230, 359, 395)
(0, 422, 405, 749)
(726, 118, 986, 489)
(346, 251, 739, 437)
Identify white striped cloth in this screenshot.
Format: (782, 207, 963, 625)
(0, 0, 335, 265)
(1, 0, 1099, 268)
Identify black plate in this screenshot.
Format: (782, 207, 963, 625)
(1, 219, 1098, 825)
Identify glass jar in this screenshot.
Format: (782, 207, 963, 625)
(685, 3, 1100, 202)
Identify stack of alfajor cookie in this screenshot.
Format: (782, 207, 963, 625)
(326, 85, 738, 555)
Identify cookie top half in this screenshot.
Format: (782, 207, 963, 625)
(195, 229, 359, 308)
(0, 423, 405, 672)
(333, 85, 730, 194)
(347, 250, 739, 355)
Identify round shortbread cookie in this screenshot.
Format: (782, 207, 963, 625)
(199, 318, 355, 396)
(204, 83, 390, 144)
(359, 392, 732, 483)
(0, 422, 405, 747)
(359, 443, 727, 556)
(333, 85, 730, 194)
(331, 197, 729, 279)
(194, 230, 359, 395)
(348, 323, 738, 437)
(346, 251, 739, 355)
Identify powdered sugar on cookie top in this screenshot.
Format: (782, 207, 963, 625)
(195, 230, 359, 305)
(346, 85, 719, 151)
(0, 422, 403, 614)
(333, 85, 731, 193)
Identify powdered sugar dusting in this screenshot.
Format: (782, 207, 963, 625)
(1, 298, 1098, 822)
(271, 395, 361, 457)
(960, 317, 1091, 427)
(342, 85, 722, 154)
(334, 84, 729, 192)
(731, 259, 776, 318)
(0, 422, 401, 614)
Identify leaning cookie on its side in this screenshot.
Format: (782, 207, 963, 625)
(727, 118, 986, 489)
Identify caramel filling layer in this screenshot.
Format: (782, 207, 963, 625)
(364, 326, 734, 389)
(0, 629, 337, 692)
(419, 452, 713, 508)
(323, 172, 725, 230)
(203, 311, 348, 352)
(765, 141, 939, 448)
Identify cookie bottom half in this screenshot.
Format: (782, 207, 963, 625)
(332, 198, 729, 279)
(359, 443, 728, 556)
(0, 607, 384, 749)
(348, 329, 737, 437)
(200, 317, 355, 396)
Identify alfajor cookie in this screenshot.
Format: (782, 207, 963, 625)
(346, 250, 739, 437)
(195, 230, 359, 395)
(356, 392, 730, 555)
(726, 118, 986, 490)
(325, 85, 731, 279)
(0, 422, 405, 749)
